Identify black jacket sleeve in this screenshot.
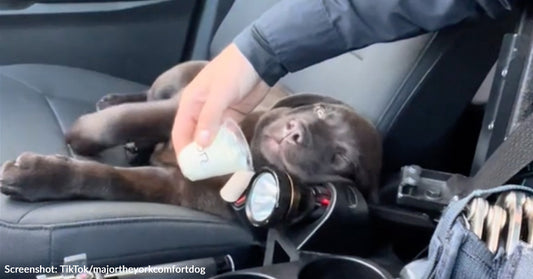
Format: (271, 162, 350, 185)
(233, 0, 516, 86)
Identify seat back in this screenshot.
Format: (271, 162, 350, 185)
(210, 0, 432, 124)
(209, 0, 519, 173)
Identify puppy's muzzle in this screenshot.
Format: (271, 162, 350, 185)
(282, 120, 305, 145)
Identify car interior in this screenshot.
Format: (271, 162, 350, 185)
(0, 0, 531, 278)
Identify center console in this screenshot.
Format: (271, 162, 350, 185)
(212, 251, 391, 279)
(210, 176, 394, 279)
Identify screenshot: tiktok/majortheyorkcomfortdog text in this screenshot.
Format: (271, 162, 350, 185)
(4, 264, 208, 277)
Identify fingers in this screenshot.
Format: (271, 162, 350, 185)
(171, 89, 204, 158)
(193, 81, 235, 147)
(171, 102, 195, 158)
(172, 87, 239, 156)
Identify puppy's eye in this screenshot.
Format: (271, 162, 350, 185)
(330, 147, 350, 167)
(330, 153, 347, 165)
(314, 105, 327, 119)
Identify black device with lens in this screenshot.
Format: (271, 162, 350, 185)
(232, 166, 370, 256)
(242, 167, 331, 228)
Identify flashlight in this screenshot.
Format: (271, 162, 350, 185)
(244, 167, 330, 227)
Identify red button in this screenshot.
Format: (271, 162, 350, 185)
(319, 198, 330, 207)
(235, 195, 246, 206)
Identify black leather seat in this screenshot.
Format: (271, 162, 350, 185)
(0, 64, 255, 270)
(0, 0, 517, 276)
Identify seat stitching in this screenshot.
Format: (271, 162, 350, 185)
(81, 244, 256, 265)
(44, 96, 67, 135)
(0, 217, 233, 230)
(0, 72, 44, 95)
(0, 71, 120, 104)
(14, 202, 56, 224)
(49, 224, 53, 265)
(43, 95, 74, 157)
(0, 72, 71, 161)
(13, 201, 231, 226)
(0, 64, 148, 87)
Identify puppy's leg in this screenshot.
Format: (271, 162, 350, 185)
(0, 152, 231, 218)
(66, 97, 178, 155)
(96, 91, 148, 111)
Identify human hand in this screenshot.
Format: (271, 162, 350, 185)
(172, 43, 270, 159)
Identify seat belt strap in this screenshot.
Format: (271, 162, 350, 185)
(447, 1, 533, 197)
(449, 111, 533, 197)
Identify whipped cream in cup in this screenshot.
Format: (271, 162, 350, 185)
(178, 118, 253, 182)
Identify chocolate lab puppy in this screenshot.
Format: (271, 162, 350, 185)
(0, 61, 382, 219)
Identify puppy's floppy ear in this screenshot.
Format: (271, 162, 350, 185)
(272, 93, 346, 109)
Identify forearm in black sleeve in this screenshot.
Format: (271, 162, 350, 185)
(234, 0, 516, 86)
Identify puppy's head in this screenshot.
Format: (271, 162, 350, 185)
(250, 94, 382, 198)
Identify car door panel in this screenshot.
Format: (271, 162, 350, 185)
(0, 0, 199, 84)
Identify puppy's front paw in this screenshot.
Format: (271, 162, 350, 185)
(0, 153, 76, 201)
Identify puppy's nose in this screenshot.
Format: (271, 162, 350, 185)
(285, 120, 304, 144)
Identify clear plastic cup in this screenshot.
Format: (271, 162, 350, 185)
(178, 118, 253, 181)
